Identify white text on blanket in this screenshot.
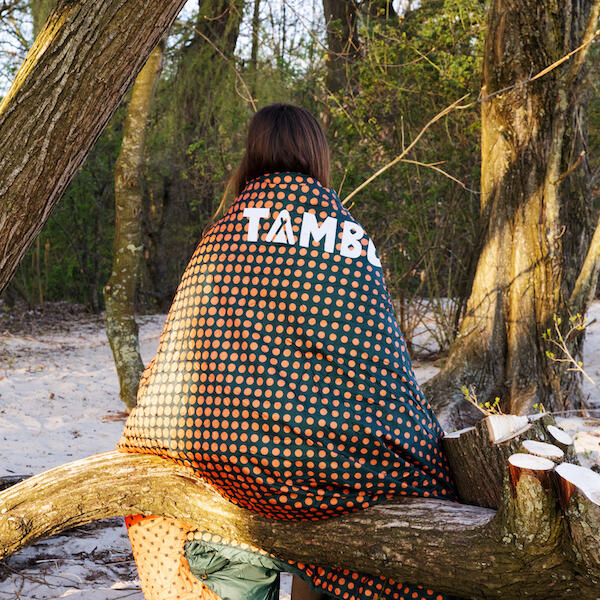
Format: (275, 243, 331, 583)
(243, 207, 382, 267)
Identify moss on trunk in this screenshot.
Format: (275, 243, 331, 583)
(104, 43, 164, 409)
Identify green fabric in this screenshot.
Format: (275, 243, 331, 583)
(185, 539, 307, 600)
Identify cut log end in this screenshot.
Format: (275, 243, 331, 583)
(442, 413, 566, 510)
(521, 440, 564, 462)
(547, 424, 574, 447)
(506, 453, 555, 506)
(486, 414, 530, 444)
(555, 462, 600, 507)
(555, 462, 600, 575)
(508, 453, 555, 470)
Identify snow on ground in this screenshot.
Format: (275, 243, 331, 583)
(0, 300, 598, 598)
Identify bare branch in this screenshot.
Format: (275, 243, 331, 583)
(400, 158, 479, 193)
(341, 94, 470, 205)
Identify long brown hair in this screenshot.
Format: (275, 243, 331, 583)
(204, 103, 330, 234)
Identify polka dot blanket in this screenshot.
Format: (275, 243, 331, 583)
(117, 171, 460, 600)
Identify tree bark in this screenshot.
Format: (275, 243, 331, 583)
(250, 0, 261, 96)
(0, 432, 599, 600)
(442, 412, 578, 509)
(424, 0, 600, 431)
(104, 43, 164, 410)
(0, 0, 188, 296)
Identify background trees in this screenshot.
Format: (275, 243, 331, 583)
(104, 43, 165, 410)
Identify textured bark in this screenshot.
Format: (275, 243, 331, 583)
(250, 0, 261, 95)
(0, 440, 599, 599)
(0, 0, 188, 295)
(559, 478, 600, 575)
(424, 0, 600, 431)
(442, 413, 578, 509)
(104, 43, 164, 409)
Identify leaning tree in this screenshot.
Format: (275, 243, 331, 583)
(424, 0, 600, 430)
(0, 0, 188, 294)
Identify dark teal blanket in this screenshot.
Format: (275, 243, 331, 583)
(119, 171, 459, 600)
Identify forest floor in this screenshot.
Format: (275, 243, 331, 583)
(0, 301, 598, 598)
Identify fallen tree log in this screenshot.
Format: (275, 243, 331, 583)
(0, 447, 598, 599)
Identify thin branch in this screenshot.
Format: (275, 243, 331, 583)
(198, 7, 231, 22)
(0, 0, 22, 22)
(400, 158, 479, 193)
(281, 0, 335, 56)
(533, 32, 600, 86)
(7, 16, 28, 50)
(543, 316, 596, 385)
(341, 94, 470, 205)
(551, 150, 586, 185)
(337, 167, 348, 197)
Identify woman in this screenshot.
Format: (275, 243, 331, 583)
(117, 103, 459, 600)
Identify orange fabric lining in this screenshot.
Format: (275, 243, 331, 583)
(126, 514, 222, 600)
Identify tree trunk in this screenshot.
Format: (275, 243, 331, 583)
(143, 0, 244, 308)
(0, 416, 599, 599)
(424, 0, 600, 431)
(250, 0, 261, 96)
(441, 412, 579, 509)
(322, 0, 359, 95)
(104, 43, 164, 410)
(0, 0, 188, 296)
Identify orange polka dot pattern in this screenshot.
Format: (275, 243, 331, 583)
(125, 514, 221, 600)
(118, 172, 459, 600)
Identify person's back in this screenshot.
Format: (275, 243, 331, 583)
(117, 103, 459, 600)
